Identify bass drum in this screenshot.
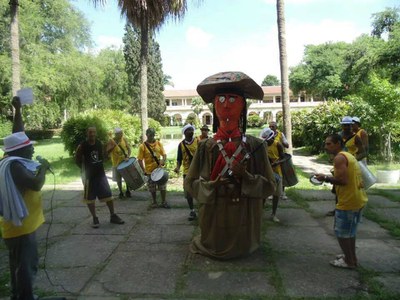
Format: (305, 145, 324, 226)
(117, 158, 147, 190)
(281, 153, 298, 187)
(150, 168, 169, 185)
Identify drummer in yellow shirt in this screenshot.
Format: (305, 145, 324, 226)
(137, 128, 169, 209)
(107, 127, 132, 199)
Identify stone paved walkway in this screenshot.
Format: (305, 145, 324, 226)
(1, 154, 399, 299)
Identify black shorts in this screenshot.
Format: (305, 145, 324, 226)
(83, 175, 112, 203)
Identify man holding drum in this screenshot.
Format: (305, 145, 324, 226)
(174, 124, 198, 221)
(137, 128, 170, 209)
(107, 127, 131, 199)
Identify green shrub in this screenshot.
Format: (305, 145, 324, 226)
(61, 115, 108, 156)
(25, 129, 55, 140)
(61, 109, 161, 156)
(0, 116, 12, 138)
(247, 114, 264, 128)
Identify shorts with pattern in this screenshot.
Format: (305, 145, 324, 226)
(334, 208, 363, 238)
(147, 174, 167, 193)
(84, 175, 113, 203)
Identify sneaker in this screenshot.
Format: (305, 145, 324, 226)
(92, 217, 100, 228)
(188, 211, 197, 221)
(160, 202, 171, 209)
(271, 214, 280, 223)
(118, 192, 124, 199)
(125, 190, 131, 198)
(110, 214, 124, 224)
(281, 193, 288, 200)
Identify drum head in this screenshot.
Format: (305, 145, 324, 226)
(117, 157, 135, 170)
(309, 175, 323, 186)
(151, 168, 163, 181)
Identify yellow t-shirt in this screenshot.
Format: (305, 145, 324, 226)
(1, 189, 45, 239)
(179, 139, 198, 174)
(137, 140, 166, 174)
(110, 137, 130, 167)
(335, 151, 368, 210)
(267, 139, 282, 176)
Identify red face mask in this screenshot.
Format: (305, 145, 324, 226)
(214, 94, 244, 129)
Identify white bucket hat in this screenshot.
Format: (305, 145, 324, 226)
(260, 128, 275, 141)
(182, 124, 195, 135)
(340, 116, 354, 125)
(114, 127, 122, 134)
(352, 116, 361, 124)
(3, 132, 33, 152)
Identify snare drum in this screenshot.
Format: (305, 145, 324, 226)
(281, 153, 299, 187)
(117, 158, 146, 190)
(150, 168, 169, 185)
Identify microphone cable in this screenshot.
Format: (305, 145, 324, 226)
(42, 171, 77, 297)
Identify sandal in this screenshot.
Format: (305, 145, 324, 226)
(329, 257, 356, 269)
(336, 254, 345, 259)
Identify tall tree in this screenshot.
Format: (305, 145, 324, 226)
(91, 0, 188, 141)
(123, 24, 166, 122)
(276, 0, 292, 153)
(9, 0, 20, 97)
(262, 74, 280, 86)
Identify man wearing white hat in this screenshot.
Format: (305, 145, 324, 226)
(107, 127, 131, 198)
(0, 97, 52, 299)
(351, 117, 369, 164)
(174, 124, 198, 221)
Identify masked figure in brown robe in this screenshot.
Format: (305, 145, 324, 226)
(184, 71, 276, 260)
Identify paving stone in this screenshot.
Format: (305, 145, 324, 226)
(93, 248, 186, 294)
(127, 224, 193, 244)
(276, 253, 359, 298)
(144, 208, 191, 225)
(185, 271, 275, 296)
(373, 208, 400, 224)
(368, 194, 400, 208)
(308, 200, 336, 216)
(357, 239, 400, 272)
(44, 205, 90, 224)
(296, 189, 335, 201)
(271, 208, 321, 226)
(374, 274, 400, 294)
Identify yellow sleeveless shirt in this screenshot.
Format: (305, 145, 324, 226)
(267, 139, 282, 176)
(335, 151, 368, 210)
(344, 135, 357, 156)
(1, 189, 45, 239)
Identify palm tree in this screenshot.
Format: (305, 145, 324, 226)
(10, 0, 21, 97)
(277, 0, 292, 154)
(91, 0, 188, 141)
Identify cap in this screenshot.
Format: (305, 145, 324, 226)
(260, 128, 275, 141)
(3, 132, 33, 152)
(340, 116, 354, 125)
(352, 116, 361, 124)
(114, 127, 122, 134)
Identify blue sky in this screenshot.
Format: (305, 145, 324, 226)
(72, 0, 399, 90)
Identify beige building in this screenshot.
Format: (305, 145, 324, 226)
(163, 86, 323, 125)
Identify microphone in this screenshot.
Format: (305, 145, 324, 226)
(36, 156, 54, 174)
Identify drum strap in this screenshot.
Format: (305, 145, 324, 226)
(181, 140, 194, 163)
(144, 142, 160, 165)
(117, 139, 128, 158)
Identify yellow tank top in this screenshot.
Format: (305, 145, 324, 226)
(111, 137, 129, 167)
(344, 135, 357, 156)
(267, 139, 282, 176)
(1, 189, 45, 239)
(335, 151, 368, 210)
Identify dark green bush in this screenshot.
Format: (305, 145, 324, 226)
(61, 109, 161, 156)
(25, 129, 55, 140)
(0, 116, 12, 138)
(247, 114, 264, 128)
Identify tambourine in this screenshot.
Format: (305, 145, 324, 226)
(309, 175, 323, 186)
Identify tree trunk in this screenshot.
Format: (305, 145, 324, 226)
(277, 0, 292, 154)
(10, 0, 21, 97)
(140, 15, 149, 142)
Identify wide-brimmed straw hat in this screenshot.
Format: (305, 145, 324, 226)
(3, 132, 33, 152)
(196, 71, 264, 103)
